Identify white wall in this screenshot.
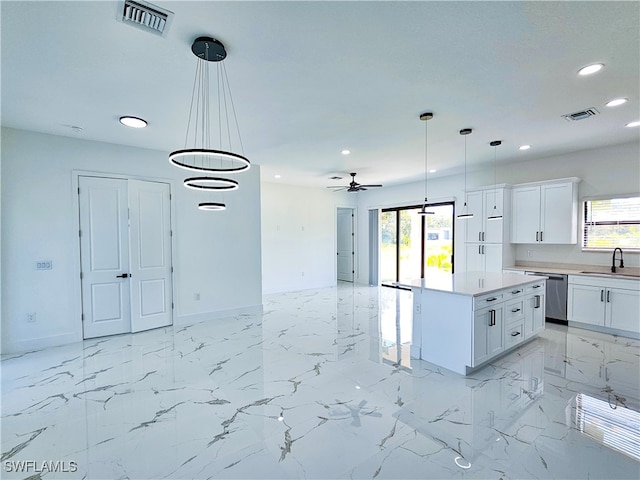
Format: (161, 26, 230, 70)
(261, 182, 355, 294)
(355, 141, 640, 284)
(1, 127, 262, 353)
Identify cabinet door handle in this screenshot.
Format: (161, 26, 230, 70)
(479, 245, 482, 255)
(479, 232, 482, 242)
(536, 232, 539, 242)
(606, 290, 611, 303)
(540, 231, 543, 242)
(482, 245, 485, 254)
(489, 309, 496, 326)
(511, 308, 521, 313)
(511, 331, 521, 337)
(482, 232, 485, 242)
(116, 273, 130, 278)
(534, 295, 541, 308)
(600, 289, 604, 302)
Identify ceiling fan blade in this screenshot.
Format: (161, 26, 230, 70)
(327, 185, 348, 189)
(358, 187, 368, 191)
(359, 184, 383, 188)
(328, 186, 348, 191)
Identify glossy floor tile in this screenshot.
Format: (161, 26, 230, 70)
(1, 284, 639, 479)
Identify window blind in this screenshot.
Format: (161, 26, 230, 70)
(583, 196, 640, 250)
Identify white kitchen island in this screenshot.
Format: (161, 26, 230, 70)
(404, 272, 547, 375)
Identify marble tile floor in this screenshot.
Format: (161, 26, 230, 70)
(1, 284, 639, 480)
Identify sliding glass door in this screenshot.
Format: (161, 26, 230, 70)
(381, 202, 454, 287)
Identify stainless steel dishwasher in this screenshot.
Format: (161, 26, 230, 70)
(525, 271, 568, 323)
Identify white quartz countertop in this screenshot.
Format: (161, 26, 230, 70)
(504, 264, 640, 280)
(400, 271, 547, 297)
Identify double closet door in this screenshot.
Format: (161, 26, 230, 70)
(79, 176, 173, 339)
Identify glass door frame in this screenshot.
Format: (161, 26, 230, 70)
(380, 201, 455, 289)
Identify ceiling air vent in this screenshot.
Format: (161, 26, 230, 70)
(562, 108, 599, 122)
(118, 0, 173, 38)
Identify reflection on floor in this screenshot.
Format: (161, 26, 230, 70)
(2, 284, 639, 479)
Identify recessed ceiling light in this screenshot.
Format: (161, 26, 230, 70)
(119, 116, 147, 128)
(625, 121, 640, 128)
(341, 149, 351, 155)
(519, 145, 531, 151)
(577, 63, 604, 76)
(429, 169, 437, 173)
(606, 98, 628, 107)
(274, 174, 281, 179)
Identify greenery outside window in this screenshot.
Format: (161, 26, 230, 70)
(583, 196, 640, 251)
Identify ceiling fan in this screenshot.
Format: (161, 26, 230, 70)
(327, 172, 383, 192)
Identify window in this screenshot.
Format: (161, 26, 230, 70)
(583, 196, 640, 250)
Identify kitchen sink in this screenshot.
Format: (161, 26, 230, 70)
(581, 271, 640, 278)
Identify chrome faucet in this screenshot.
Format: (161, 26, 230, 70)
(611, 247, 624, 273)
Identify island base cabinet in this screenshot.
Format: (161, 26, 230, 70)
(524, 290, 545, 337)
(473, 305, 504, 367)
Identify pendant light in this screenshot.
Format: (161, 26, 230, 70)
(487, 140, 503, 221)
(418, 112, 434, 216)
(456, 128, 474, 219)
(169, 36, 250, 209)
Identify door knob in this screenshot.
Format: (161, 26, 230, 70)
(116, 273, 130, 278)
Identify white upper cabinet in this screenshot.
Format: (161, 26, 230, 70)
(511, 178, 580, 244)
(464, 187, 508, 244)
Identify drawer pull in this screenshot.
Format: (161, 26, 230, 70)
(532, 285, 541, 289)
(511, 308, 521, 313)
(511, 290, 521, 294)
(511, 331, 521, 337)
(486, 297, 498, 302)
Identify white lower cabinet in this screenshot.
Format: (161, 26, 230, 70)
(524, 282, 545, 337)
(473, 304, 504, 366)
(567, 275, 640, 336)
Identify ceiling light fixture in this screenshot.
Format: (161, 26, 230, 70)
(578, 63, 604, 76)
(625, 121, 640, 128)
(457, 128, 474, 220)
(198, 202, 226, 211)
(119, 116, 147, 128)
(519, 145, 531, 151)
(487, 140, 503, 221)
(341, 149, 351, 155)
(418, 112, 434, 216)
(606, 98, 628, 107)
(170, 36, 251, 209)
(183, 177, 238, 191)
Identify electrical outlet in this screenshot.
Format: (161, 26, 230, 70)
(194, 293, 200, 301)
(27, 312, 36, 323)
(416, 304, 421, 313)
(36, 261, 53, 270)
(527, 250, 533, 258)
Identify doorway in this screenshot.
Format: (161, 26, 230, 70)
(380, 202, 454, 287)
(337, 207, 355, 282)
(78, 176, 173, 339)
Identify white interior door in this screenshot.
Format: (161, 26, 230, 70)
(79, 176, 131, 339)
(79, 176, 173, 339)
(128, 180, 173, 333)
(337, 208, 354, 282)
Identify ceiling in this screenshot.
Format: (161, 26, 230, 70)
(2, 1, 639, 188)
